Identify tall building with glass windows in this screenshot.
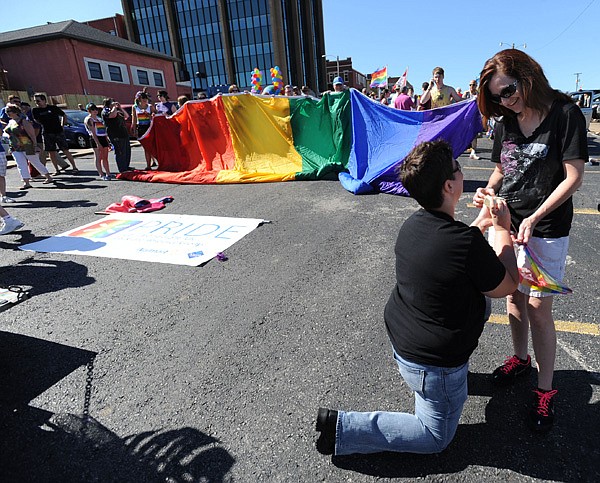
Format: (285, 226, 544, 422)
(121, 0, 326, 96)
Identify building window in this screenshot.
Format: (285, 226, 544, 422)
(88, 61, 103, 80)
(138, 69, 149, 85)
(84, 57, 129, 84)
(343, 71, 349, 82)
(108, 65, 123, 82)
(131, 65, 166, 87)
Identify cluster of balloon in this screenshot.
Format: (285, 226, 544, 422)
(270, 66, 284, 94)
(250, 68, 263, 93)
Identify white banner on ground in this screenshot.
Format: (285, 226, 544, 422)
(20, 213, 265, 266)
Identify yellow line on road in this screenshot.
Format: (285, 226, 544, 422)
(574, 208, 599, 214)
(488, 314, 599, 336)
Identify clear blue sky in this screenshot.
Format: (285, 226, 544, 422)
(5, 0, 598, 93)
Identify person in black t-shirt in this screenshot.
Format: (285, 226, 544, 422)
(315, 141, 519, 456)
(474, 49, 587, 433)
(101, 98, 131, 173)
(32, 93, 79, 174)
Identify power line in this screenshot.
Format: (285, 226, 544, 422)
(531, 0, 596, 52)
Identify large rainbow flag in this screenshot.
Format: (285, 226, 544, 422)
(369, 66, 388, 88)
(120, 90, 482, 195)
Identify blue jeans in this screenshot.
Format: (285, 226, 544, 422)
(335, 351, 468, 455)
(111, 137, 131, 173)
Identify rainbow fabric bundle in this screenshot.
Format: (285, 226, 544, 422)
(120, 90, 482, 195)
(518, 244, 573, 295)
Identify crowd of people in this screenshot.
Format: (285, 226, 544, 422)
(0, 87, 185, 234)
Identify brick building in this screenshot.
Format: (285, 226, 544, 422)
(84, 14, 129, 40)
(0, 20, 181, 106)
(323, 57, 367, 91)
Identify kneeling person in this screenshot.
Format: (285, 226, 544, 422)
(316, 140, 519, 456)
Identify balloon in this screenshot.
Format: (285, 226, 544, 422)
(250, 67, 263, 93)
(269, 66, 283, 94)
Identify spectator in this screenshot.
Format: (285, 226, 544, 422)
(293, 86, 301, 96)
(197, 91, 208, 100)
(316, 140, 518, 456)
(101, 98, 131, 173)
(301, 86, 316, 97)
(4, 104, 54, 189)
(420, 67, 462, 109)
(155, 90, 177, 115)
(380, 88, 391, 106)
(78, 103, 86, 111)
(394, 85, 415, 110)
(332, 77, 345, 93)
(0, 94, 22, 127)
(418, 82, 432, 111)
(132, 92, 156, 170)
(283, 85, 294, 96)
(177, 95, 189, 108)
(228, 84, 240, 94)
(84, 103, 112, 180)
(0, 126, 15, 203)
(31, 93, 79, 173)
(19, 101, 52, 171)
(0, 205, 24, 235)
(463, 80, 481, 160)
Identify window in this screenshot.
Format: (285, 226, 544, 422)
(153, 72, 164, 87)
(138, 69, 149, 85)
(108, 65, 123, 82)
(84, 57, 129, 84)
(88, 62, 103, 80)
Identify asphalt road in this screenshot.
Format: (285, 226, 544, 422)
(0, 135, 598, 482)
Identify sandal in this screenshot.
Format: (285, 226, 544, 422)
(71, 168, 80, 174)
(43, 178, 55, 185)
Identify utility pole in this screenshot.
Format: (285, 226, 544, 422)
(574, 73, 582, 91)
(499, 42, 527, 50)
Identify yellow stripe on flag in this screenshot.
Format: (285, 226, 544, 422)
(217, 95, 302, 183)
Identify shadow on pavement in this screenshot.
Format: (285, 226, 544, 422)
(0, 331, 235, 482)
(0, 259, 96, 297)
(332, 370, 599, 482)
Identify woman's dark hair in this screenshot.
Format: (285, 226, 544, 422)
(103, 98, 113, 108)
(398, 140, 456, 210)
(478, 49, 572, 119)
(422, 82, 429, 90)
(157, 90, 169, 100)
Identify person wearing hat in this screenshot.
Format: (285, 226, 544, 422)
(332, 76, 345, 93)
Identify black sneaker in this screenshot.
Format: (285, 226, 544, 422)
(492, 355, 532, 385)
(528, 388, 558, 432)
(316, 407, 338, 455)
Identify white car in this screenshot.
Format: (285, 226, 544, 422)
(569, 90, 597, 130)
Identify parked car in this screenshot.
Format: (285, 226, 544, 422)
(569, 91, 594, 130)
(63, 109, 90, 148)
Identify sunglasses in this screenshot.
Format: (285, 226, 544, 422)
(490, 79, 518, 104)
(453, 160, 462, 173)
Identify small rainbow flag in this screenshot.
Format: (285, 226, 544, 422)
(519, 244, 573, 295)
(370, 66, 388, 88)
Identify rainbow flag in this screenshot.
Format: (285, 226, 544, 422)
(370, 66, 388, 88)
(120, 90, 482, 196)
(518, 245, 573, 295)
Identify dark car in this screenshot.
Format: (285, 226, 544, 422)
(63, 109, 90, 148)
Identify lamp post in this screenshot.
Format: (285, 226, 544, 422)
(574, 72, 582, 91)
(499, 42, 527, 49)
(322, 54, 340, 78)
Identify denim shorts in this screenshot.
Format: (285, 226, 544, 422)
(0, 151, 6, 176)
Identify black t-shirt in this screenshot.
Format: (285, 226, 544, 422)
(102, 107, 129, 138)
(384, 209, 506, 367)
(491, 100, 588, 238)
(32, 105, 65, 134)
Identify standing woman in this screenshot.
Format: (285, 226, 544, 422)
(84, 103, 112, 180)
(131, 92, 156, 170)
(154, 90, 177, 115)
(473, 49, 587, 432)
(4, 105, 53, 189)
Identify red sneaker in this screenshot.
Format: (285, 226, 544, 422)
(528, 388, 558, 432)
(492, 355, 531, 385)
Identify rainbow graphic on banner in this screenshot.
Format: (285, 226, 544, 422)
(68, 219, 142, 239)
(370, 66, 388, 88)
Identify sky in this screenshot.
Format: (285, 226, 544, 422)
(4, 0, 598, 93)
